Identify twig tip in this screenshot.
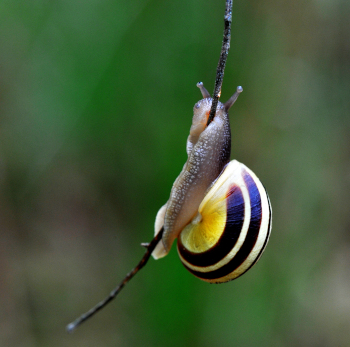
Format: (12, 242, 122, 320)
(66, 322, 76, 333)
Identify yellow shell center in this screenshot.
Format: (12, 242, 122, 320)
(179, 197, 227, 253)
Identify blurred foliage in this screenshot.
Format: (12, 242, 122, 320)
(0, 0, 350, 346)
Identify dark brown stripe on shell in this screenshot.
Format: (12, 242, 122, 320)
(177, 184, 244, 267)
(228, 189, 272, 281)
(184, 169, 262, 281)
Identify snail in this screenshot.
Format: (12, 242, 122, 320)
(152, 82, 272, 283)
(66, 0, 272, 332)
(66, 84, 272, 332)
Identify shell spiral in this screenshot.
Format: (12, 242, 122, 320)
(177, 160, 272, 283)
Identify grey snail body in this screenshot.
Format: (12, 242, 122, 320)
(152, 83, 272, 284)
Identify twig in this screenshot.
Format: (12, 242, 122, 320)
(66, 0, 235, 333)
(66, 228, 164, 333)
(207, 0, 233, 126)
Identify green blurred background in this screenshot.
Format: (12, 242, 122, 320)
(1, 0, 349, 346)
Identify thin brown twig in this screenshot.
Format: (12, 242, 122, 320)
(66, 228, 164, 333)
(66, 0, 235, 333)
(207, 0, 233, 126)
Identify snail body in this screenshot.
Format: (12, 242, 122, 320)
(152, 83, 272, 283)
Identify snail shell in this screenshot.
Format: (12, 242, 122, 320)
(177, 159, 272, 283)
(152, 83, 272, 283)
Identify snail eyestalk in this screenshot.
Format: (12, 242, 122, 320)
(197, 82, 211, 99)
(66, 228, 164, 333)
(224, 86, 243, 111)
(207, 0, 233, 126)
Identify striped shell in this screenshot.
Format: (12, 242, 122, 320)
(177, 159, 272, 283)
